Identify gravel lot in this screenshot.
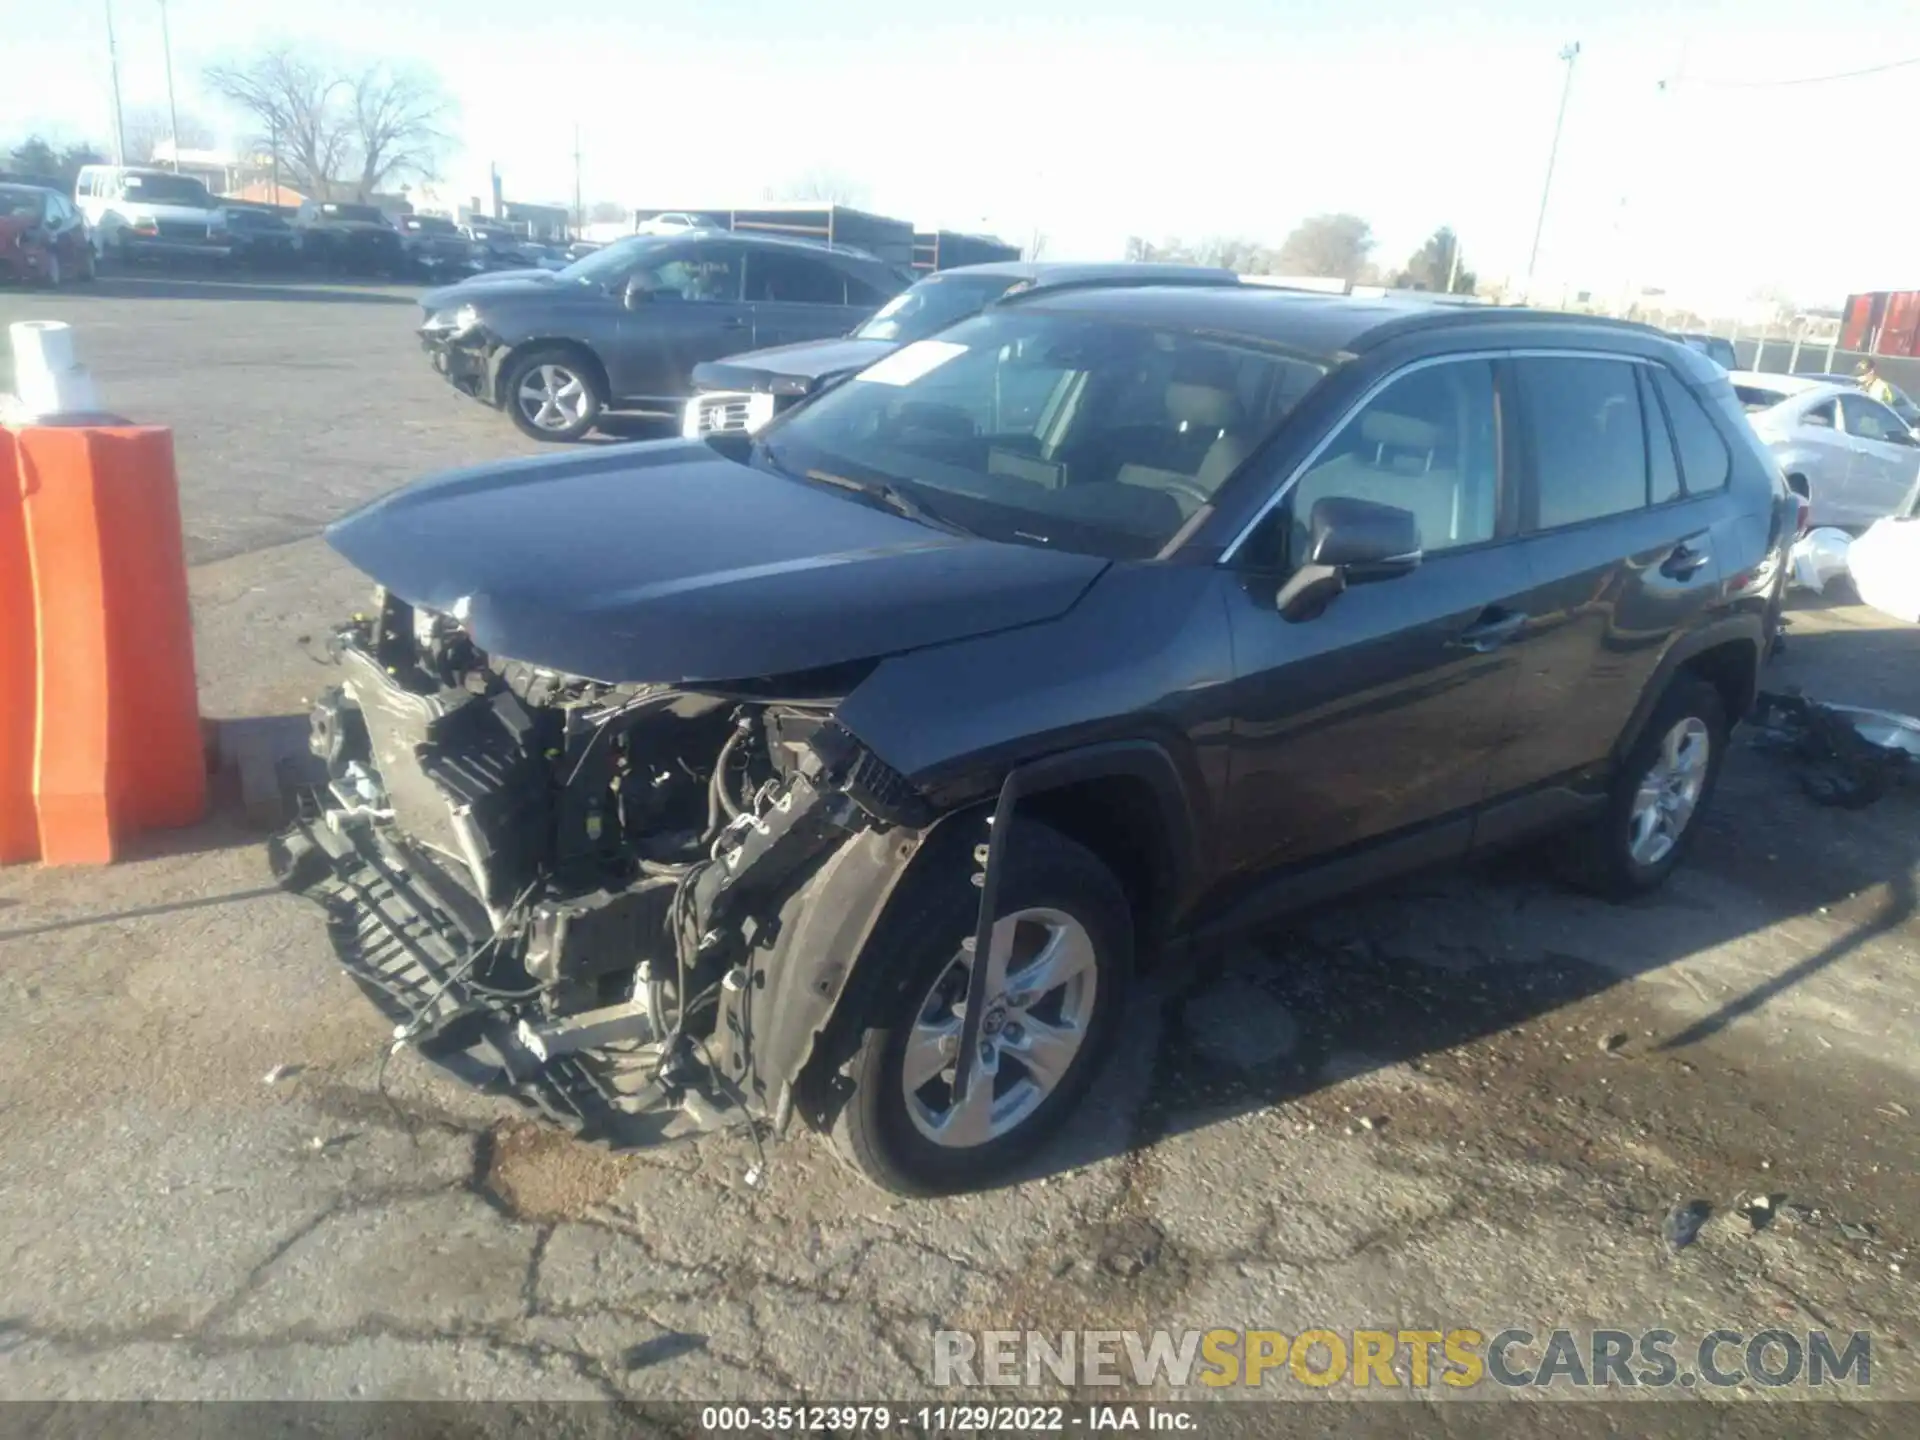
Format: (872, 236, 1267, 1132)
(0, 277, 1916, 1426)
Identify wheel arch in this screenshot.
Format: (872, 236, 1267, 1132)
(1614, 620, 1762, 768)
(493, 337, 611, 409)
(777, 739, 1199, 1135)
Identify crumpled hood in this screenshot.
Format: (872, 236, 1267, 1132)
(692, 337, 897, 397)
(325, 440, 1109, 684)
(420, 270, 563, 310)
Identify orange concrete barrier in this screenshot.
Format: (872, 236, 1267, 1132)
(3, 423, 206, 864)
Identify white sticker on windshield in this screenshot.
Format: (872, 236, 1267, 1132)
(854, 340, 967, 386)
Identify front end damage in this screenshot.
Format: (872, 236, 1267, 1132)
(268, 587, 946, 1146)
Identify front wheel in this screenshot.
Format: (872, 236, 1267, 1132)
(828, 822, 1132, 1196)
(501, 347, 605, 442)
(1558, 676, 1728, 899)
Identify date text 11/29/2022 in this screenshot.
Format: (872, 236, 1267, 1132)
(700, 1405, 1196, 1432)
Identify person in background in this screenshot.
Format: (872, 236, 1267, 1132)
(1857, 359, 1898, 407)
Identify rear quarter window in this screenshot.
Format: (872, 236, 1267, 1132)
(1651, 367, 1732, 492)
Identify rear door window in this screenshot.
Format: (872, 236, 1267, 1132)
(746, 250, 846, 304)
(1637, 369, 1683, 505)
(1515, 356, 1650, 529)
(1803, 399, 1838, 429)
(1650, 367, 1732, 493)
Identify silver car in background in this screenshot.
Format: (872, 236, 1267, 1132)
(1730, 370, 1920, 528)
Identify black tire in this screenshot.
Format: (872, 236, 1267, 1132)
(77, 245, 96, 283)
(828, 822, 1132, 1196)
(1557, 676, 1728, 900)
(501, 346, 605, 443)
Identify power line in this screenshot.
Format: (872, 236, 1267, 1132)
(1667, 54, 1920, 90)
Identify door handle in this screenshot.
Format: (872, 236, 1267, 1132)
(1661, 539, 1711, 580)
(1448, 607, 1528, 653)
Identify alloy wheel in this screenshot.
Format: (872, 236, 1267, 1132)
(1628, 716, 1711, 867)
(517, 364, 591, 432)
(901, 905, 1099, 1147)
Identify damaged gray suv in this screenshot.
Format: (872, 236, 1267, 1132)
(272, 287, 1796, 1194)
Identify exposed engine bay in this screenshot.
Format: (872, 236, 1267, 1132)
(268, 586, 952, 1146)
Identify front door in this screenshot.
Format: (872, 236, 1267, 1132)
(613, 240, 754, 403)
(1837, 393, 1920, 524)
(1223, 356, 1533, 875)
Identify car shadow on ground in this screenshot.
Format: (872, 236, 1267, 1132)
(1008, 616, 1920, 1190)
(72, 273, 418, 306)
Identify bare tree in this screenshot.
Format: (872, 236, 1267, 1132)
(347, 65, 452, 199)
(763, 167, 869, 206)
(122, 104, 214, 163)
(1275, 213, 1375, 281)
(586, 200, 631, 224)
(204, 49, 353, 199)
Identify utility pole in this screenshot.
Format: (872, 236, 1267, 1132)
(104, 0, 128, 165)
(1522, 41, 1581, 305)
(269, 115, 280, 205)
(1445, 230, 1462, 294)
(159, 0, 182, 169)
(572, 123, 583, 234)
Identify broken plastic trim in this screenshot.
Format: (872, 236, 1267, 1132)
(1751, 690, 1920, 809)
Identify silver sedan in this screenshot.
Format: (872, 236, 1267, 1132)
(1730, 371, 1920, 528)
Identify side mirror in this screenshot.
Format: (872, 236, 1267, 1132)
(1275, 496, 1423, 622)
(623, 276, 654, 309)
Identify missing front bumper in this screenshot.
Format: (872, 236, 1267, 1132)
(268, 807, 745, 1147)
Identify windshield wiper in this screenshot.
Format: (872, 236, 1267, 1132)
(801, 468, 970, 536)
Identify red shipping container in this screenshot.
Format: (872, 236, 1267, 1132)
(1880, 291, 1920, 358)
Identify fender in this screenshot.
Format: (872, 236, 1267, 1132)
(772, 738, 1199, 1134)
(1612, 612, 1763, 766)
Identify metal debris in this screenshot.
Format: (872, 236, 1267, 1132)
(1751, 690, 1920, 808)
(1664, 1199, 1713, 1253)
(263, 1063, 302, 1085)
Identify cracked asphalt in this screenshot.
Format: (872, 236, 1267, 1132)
(1, 277, 1917, 1425)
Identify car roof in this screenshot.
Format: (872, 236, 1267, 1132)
(0, 182, 54, 197)
(933, 260, 1240, 287)
(1001, 284, 1668, 356)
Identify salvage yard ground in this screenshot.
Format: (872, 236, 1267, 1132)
(0, 277, 1916, 1425)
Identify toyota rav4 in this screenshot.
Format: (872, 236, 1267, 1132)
(272, 288, 1797, 1195)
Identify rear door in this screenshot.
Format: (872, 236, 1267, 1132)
(611, 239, 752, 402)
(1482, 354, 1732, 814)
(1836, 393, 1920, 522)
(744, 249, 862, 350)
(1222, 355, 1534, 875)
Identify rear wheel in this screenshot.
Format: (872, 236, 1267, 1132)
(1558, 676, 1728, 899)
(828, 823, 1132, 1195)
(502, 347, 605, 442)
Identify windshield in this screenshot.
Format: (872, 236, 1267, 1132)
(557, 233, 680, 286)
(323, 204, 386, 223)
(407, 215, 457, 233)
(760, 309, 1328, 559)
(121, 172, 214, 207)
(0, 187, 44, 220)
(854, 274, 1019, 342)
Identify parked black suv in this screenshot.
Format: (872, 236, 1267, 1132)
(293, 200, 405, 276)
(272, 288, 1796, 1194)
(416, 231, 909, 441)
(682, 259, 1239, 438)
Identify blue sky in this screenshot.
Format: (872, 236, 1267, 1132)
(4, 0, 1910, 307)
